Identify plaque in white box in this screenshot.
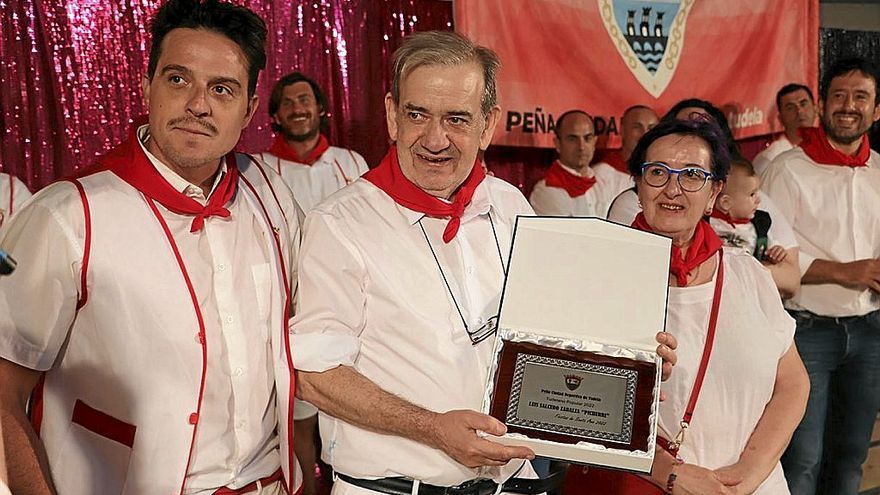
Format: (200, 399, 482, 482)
(482, 216, 671, 473)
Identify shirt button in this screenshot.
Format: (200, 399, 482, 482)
(233, 367, 244, 376)
(189, 413, 199, 425)
(236, 419, 246, 429)
(217, 263, 226, 272)
(467, 266, 475, 275)
(226, 315, 234, 324)
(195, 332, 205, 344)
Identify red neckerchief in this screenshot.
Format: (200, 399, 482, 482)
(364, 145, 486, 243)
(632, 213, 722, 287)
(99, 125, 239, 233)
(593, 148, 628, 174)
(798, 126, 871, 167)
(268, 133, 330, 165)
(710, 207, 751, 227)
(544, 160, 597, 198)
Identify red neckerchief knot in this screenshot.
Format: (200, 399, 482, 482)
(269, 133, 330, 165)
(632, 212, 722, 286)
(544, 160, 597, 197)
(364, 145, 486, 243)
(798, 126, 871, 167)
(710, 207, 751, 228)
(99, 125, 239, 233)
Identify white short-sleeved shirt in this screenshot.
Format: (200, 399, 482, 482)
(529, 162, 632, 217)
(762, 146, 880, 317)
(259, 146, 368, 213)
(754, 136, 794, 178)
(291, 176, 534, 486)
(660, 253, 795, 494)
(0, 172, 32, 229)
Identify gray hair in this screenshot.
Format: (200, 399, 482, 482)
(391, 31, 500, 115)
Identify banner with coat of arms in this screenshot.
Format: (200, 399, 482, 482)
(455, 0, 818, 148)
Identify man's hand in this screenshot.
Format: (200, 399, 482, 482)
(656, 331, 678, 381)
(763, 245, 787, 265)
(835, 259, 880, 292)
(429, 410, 535, 468)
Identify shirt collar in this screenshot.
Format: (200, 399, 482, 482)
(136, 124, 227, 202)
(397, 179, 494, 226)
(557, 160, 595, 178)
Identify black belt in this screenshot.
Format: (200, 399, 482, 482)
(787, 309, 875, 326)
(336, 466, 565, 495)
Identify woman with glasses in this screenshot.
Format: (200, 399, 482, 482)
(574, 118, 809, 495)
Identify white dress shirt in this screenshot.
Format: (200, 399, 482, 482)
(754, 136, 794, 178)
(529, 162, 632, 217)
(660, 252, 794, 494)
(259, 146, 368, 213)
(762, 147, 880, 317)
(291, 176, 534, 486)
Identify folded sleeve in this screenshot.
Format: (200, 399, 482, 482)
(0, 183, 84, 370)
(290, 208, 367, 372)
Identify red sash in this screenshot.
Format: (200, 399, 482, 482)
(99, 126, 238, 233)
(544, 160, 596, 197)
(798, 126, 870, 167)
(632, 213, 722, 287)
(268, 133, 330, 165)
(364, 146, 485, 243)
(710, 208, 751, 228)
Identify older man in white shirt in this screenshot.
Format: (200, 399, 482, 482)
(291, 31, 677, 495)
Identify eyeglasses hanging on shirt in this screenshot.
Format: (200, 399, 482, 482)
(418, 212, 506, 345)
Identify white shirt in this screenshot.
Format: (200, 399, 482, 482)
(754, 136, 794, 178)
(135, 133, 281, 494)
(291, 176, 534, 486)
(762, 146, 880, 317)
(259, 145, 368, 213)
(606, 188, 799, 251)
(0, 127, 285, 493)
(0, 172, 32, 229)
(660, 253, 794, 494)
(529, 162, 632, 217)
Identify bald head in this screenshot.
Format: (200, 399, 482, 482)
(621, 105, 658, 159)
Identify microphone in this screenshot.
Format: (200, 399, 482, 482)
(0, 250, 16, 275)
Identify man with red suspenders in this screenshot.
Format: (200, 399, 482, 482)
(0, 172, 32, 230)
(0, 1, 303, 494)
(259, 72, 368, 213)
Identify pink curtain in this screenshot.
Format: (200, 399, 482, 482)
(0, 0, 453, 190)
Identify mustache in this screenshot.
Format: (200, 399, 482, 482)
(168, 117, 217, 135)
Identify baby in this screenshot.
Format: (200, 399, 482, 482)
(710, 159, 787, 264)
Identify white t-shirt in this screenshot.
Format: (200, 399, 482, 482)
(754, 136, 794, 178)
(529, 162, 632, 217)
(291, 176, 535, 486)
(762, 146, 880, 317)
(660, 252, 794, 494)
(0, 172, 32, 229)
(259, 146, 368, 213)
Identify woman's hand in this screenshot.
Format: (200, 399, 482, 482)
(714, 461, 764, 494)
(671, 463, 739, 495)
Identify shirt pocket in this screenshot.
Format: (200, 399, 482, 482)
(65, 399, 135, 493)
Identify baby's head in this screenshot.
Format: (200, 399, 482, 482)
(716, 158, 761, 221)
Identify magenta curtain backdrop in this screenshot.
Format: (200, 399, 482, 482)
(0, 0, 454, 191)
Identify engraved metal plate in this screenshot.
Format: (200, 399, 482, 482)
(506, 353, 636, 444)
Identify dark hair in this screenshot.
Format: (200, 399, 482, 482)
(554, 110, 592, 138)
(820, 57, 879, 105)
(147, 0, 267, 97)
(661, 98, 741, 160)
(268, 72, 329, 134)
(776, 83, 814, 110)
(627, 118, 731, 182)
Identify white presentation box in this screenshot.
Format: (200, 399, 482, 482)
(481, 216, 671, 473)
